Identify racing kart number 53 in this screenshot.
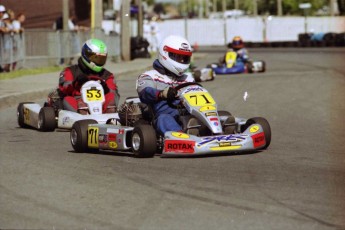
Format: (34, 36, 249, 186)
(17, 80, 118, 132)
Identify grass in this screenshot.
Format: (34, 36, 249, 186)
(0, 66, 64, 80)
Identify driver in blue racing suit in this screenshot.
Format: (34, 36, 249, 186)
(136, 35, 194, 135)
(220, 36, 249, 66)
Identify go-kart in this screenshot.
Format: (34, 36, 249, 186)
(70, 82, 271, 158)
(17, 79, 119, 132)
(192, 67, 215, 82)
(209, 51, 266, 75)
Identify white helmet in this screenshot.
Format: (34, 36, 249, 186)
(158, 35, 192, 77)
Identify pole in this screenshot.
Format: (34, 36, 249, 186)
(234, 0, 239, 10)
(91, 0, 95, 37)
(62, 0, 69, 31)
(253, 0, 257, 16)
(198, 0, 203, 18)
(62, 0, 69, 65)
(304, 9, 307, 33)
(277, 0, 283, 16)
(213, 0, 217, 13)
(91, 0, 103, 38)
(137, 0, 143, 37)
(121, 0, 131, 61)
(330, 0, 335, 16)
(222, 0, 226, 14)
(205, 0, 209, 18)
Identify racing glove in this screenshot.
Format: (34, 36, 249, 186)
(158, 87, 177, 101)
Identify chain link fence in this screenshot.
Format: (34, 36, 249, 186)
(0, 29, 120, 71)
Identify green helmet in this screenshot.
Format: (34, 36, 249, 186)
(81, 39, 108, 72)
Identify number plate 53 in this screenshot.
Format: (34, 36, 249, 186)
(86, 89, 103, 102)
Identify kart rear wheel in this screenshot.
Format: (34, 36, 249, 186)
(244, 117, 271, 149)
(193, 70, 202, 82)
(70, 119, 98, 153)
(131, 124, 157, 158)
(260, 61, 266, 73)
(247, 61, 254, 73)
(38, 107, 56, 132)
(17, 102, 34, 128)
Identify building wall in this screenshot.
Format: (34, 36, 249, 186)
(0, 0, 90, 29)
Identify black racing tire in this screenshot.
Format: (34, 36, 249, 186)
(185, 117, 201, 136)
(247, 61, 254, 73)
(243, 117, 271, 149)
(218, 110, 231, 117)
(38, 107, 56, 132)
(260, 61, 266, 73)
(131, 124, 157, 158)
(17, 102, 34, 128)
(223, 116, 236, 134)
(218, 111, 236, 134)
(193, 70, 202, 82)
(70, 119, 98, 153)
(133, 118, 150, 126)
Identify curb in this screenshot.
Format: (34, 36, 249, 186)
(0, 53, 207, 110)
(0, 65, 152, 110)
(0, 89, 53, 111)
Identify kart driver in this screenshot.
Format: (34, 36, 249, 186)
(221, 36, 249, 66)
(58, 38, 120, 113)
(136, 35, 194, 135)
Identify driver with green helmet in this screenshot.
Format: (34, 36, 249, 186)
(58, 38, 120, 113)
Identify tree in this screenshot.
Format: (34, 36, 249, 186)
(338, 0, 345, 15)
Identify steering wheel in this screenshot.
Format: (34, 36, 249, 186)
(74, 75, 109, 93)
(174, 82, 202, 91)
(167, 82, 203, 109)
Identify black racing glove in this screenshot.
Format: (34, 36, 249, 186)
(158, 87, 177, 101)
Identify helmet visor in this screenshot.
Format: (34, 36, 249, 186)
(87, 52, 107, 66)
(164, 45, 192, 64)
(168, 52, 191, 64)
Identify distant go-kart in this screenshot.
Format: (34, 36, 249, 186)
(191, 67, 215, 82)
(70, 82, 271, 158)
(17, 78, 118, 132)
(209, 50, 266, 75)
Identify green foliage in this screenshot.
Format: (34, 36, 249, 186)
(255, 0, 329, 16)
(171, 0, 333, 16)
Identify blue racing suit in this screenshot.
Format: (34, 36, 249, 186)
(136, 60, 194, 135)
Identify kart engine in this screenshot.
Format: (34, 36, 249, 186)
(118, 101, 142, 126)
(46, 88, 63, 110)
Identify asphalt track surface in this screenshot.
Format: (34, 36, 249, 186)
(1, 48, 345, 229)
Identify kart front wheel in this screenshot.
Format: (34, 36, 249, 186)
(38, 107, 56, 132)
(244, 117, 271, 149)
(70, 119, 98, 153)
(131, 124, 157, 158)
(218, 111, 236, 134)
(17, 102, 34, 128)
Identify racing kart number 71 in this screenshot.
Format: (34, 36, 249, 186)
(70, 82, 271, 158)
